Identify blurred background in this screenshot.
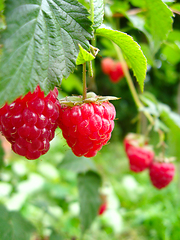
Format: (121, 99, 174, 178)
(0, 0, 180, 239)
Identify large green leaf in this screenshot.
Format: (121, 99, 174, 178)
(77, 171, 101, 233)
(0, 204, 35, 240)
(91, 0, 104, 30)
(145, 0, 173, 54)
(96, 28, 147, 91)
(0, 0, 93, 106)
(59, 150, 96, 173)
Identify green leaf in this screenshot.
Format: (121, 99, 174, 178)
(0, 0, 93, 106)
(49, 230, 64, 240)
(0, 204, 35, 240)
(96, 28, 147, 91)
(0, 139, 4, 169)
(144, 0, 173, 54)
(76, 44, 95, 65)
(77, 171, 102, 233)
(159, 104, 180, 160)
(59, 150, 97, 173)
(91, 0, 104, 30)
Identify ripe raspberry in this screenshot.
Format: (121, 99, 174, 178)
(98, 203, 107, 215)
(0, 86, 60, 160)
(109, 62, 124, 83)
(57, 97, 116, 158)
(149, 160, 175, 189)
(124, 133, 154, 172)
(101, 57, 115, 75)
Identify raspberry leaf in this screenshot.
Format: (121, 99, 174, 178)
(90, 0, 104, 30)
(96, 28, 147, 92)
(0, 204, 35, 240)
(0, 0, 93, 106)
(144, 0, 173, 54)
(76, 44, 95, 65)
(59, 150, 97, 173)
(78, 171, 102, 233)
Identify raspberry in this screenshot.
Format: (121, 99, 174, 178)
(0, 86, 60, 160)
(149, 160, 175, 189)
(109, 62, 124, 83)
(98, 203, 107, 215)
(124, 133, 154, 172)
(58, 99, 116, 158)
(101, 57, 115, 75)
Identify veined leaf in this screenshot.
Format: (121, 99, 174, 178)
(76, 44, 95, 65)
(91, 0, 104, 30)
(145, 0, 173, 54)
(96, 28, 147, 91)
(78, 171, 101, 233)
(0, 0, 93, 106)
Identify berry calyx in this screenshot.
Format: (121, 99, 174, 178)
(149, 157, 175, 189)
(57, 92, 118, 158)
(124, 133, 154, 172)
(0, 86, 60, 160)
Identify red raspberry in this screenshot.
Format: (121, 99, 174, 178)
(98, 203, 107, 215)
(0, 86, 60, 160)
(124, 133, 154, 172)
(149, 161, 175, 189)
(101, 58, 115, 75)
(109, 62, 124, 83)
(57, 101, 116, 158)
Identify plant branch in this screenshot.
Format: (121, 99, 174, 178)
(82, 63, 87, 100)
(113, 43, 154, 125)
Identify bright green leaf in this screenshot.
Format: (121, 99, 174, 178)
(145, 0, 173, 54)
(76, 44, 95, 65)
(78, 171, 102, 233)
(0, 0, 93, 106)
(91, 0, 104, 30)
(59, 150, 97, 173)
(96, 28, 147, 91)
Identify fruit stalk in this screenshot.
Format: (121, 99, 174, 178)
(82, 62, 87, 100)
(113, 43, 154, 125)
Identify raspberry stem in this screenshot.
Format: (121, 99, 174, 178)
(113, 43, 154, 125)
(82, 62, 87, 100)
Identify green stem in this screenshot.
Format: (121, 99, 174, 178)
(83, 63, 87, 100)
(113, 43, 154, 125)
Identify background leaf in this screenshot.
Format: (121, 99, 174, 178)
(0, 0, 93, 106)
(96, 28, 147, 91)
(0, 139, 4, 169)
(77, 171, 102, 233)
(91, 0, 104, 30)
(0, 204, 35, 240)
(59, 150, 97, 173)
(145, 0, 173, 54)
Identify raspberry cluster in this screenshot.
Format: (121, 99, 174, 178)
(57, 101, 116, 158)
(0, 86, 60, 160)
(101, 57, 126, 83)
(124, 133, 175, 189)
